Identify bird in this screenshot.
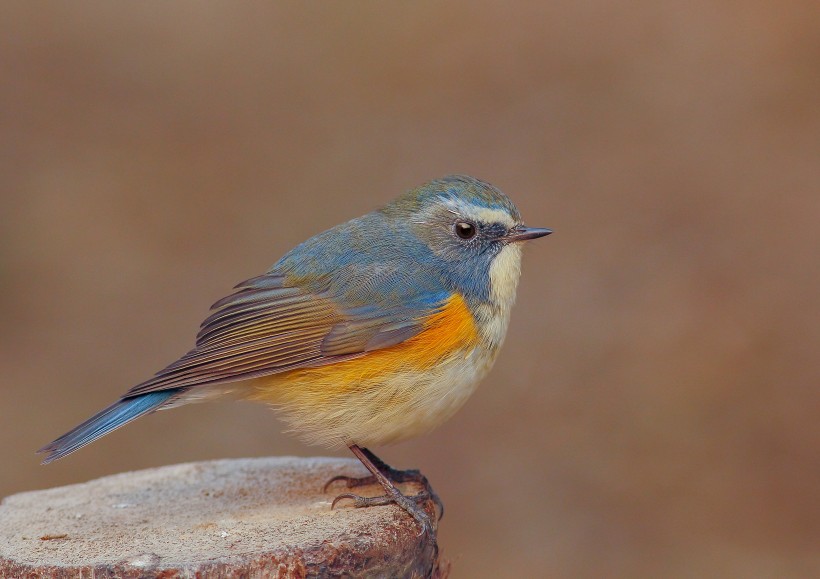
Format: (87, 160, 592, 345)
(39, 174, 551, 536)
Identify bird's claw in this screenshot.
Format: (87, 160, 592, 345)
(323, 471, 444, 520)
(330, 490, 435, 537)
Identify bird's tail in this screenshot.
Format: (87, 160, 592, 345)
(38, 390, 178, 464)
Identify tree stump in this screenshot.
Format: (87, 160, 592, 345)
(0, 457, 446, 578)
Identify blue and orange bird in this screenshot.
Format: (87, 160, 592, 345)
(39, 175, 551, 535)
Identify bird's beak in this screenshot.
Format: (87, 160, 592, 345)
(507, 226, 553, 242)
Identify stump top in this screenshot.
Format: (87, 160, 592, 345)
(0, 457, 441, 578)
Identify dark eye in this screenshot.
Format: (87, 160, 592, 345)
(455, 221, 477, 240)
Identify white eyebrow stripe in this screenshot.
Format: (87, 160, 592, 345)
(460, 206, 517, 228)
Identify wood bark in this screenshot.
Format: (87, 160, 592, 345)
(0, 457, 446, 578)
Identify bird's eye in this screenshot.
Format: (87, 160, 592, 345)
(455, 221, 477, 240)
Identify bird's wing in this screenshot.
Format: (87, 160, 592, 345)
(124, 272, 450, 397)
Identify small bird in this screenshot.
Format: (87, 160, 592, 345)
(39, 175, 551, 536)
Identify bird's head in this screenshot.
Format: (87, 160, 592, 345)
(381, 175, 551, 308)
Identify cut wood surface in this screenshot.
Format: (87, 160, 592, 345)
(0, 457, 446, 578)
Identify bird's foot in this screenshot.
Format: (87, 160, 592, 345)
(331, 488, 436, 537)
(328, 445, 443, 536)
(324, 467, 444, 520)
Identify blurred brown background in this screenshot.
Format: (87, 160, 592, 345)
(1, 2, 818, 577)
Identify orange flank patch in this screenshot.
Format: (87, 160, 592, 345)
(252, 293, 479, 401)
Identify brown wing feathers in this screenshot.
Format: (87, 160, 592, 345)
(124, 274, 342, 396)
(123, 271, 433, 398)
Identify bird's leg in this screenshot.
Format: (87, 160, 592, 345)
(323, 447, 421, 488)
(329, 445, 437, 537)
(324, 447, 444, 519)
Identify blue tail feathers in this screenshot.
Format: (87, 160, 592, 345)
(38, 390, 178, 464)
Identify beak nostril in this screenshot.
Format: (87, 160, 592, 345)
(508, 227, 552, 242)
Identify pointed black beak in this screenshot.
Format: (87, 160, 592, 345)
(507, 226, 553, 242)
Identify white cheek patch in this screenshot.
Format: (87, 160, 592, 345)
(474, 243, 523, 347)
(489, 243, 523, 306)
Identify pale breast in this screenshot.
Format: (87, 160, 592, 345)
(350, 345, 497, 446)
(254, 345, 497, 448)
(249, 292, 497, 448)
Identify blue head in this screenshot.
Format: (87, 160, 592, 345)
(380, 175, 551, 310)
